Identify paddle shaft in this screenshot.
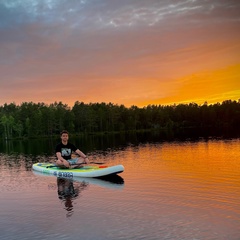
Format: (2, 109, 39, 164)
(46, 162, 105, 169)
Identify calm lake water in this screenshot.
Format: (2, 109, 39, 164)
(0, 134, 240, 240)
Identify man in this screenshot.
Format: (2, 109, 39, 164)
(55, 130, 90, 168)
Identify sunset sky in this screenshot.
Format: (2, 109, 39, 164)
(0, 0, 240, 108)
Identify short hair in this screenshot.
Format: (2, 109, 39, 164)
(60, 130, 69, 136)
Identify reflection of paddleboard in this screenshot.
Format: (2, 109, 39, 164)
(33, 170, 124, 189)
(32, 162, 124, 178)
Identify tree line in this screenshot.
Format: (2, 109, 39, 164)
(0, 99, 239, 139)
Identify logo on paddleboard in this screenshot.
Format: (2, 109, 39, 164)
(55, 171, 73, 178)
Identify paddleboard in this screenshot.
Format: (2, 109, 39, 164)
(32, 162, 124, 178)
(33, 170, 124, 189)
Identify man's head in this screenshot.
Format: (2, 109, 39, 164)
(61, 130, 69, 143)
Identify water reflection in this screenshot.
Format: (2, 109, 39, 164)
(2, 130, 237, 156)
(1, 138, 239, 240)
(57, 178, 89, 218)
(97, 174, 124, 184)
(32, 171, 125, 218)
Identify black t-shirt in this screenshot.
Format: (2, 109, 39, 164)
(55, 142, 78, 160)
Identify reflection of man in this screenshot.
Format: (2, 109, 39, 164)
(57, 178, 88, 218)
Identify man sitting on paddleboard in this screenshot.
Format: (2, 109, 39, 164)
(55, 130, 90, 168)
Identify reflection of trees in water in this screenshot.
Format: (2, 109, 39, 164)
(0, 153, 51, 171)
(57, 178, 89, 218)
(0, 153, 34, 170)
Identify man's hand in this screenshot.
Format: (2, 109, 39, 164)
(84, 157, 90, 164)
(62, 159, 70, 168)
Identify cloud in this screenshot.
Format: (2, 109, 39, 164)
(0, 0, 240, 106)
(1, 0, 239, 30)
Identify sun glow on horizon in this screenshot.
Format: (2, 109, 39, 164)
(137, 64, 240, 107)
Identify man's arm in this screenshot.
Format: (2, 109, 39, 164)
(56, 152, 70, 167)
(75, 149, 90, 164)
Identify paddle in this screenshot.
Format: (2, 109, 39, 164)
(46, 161, 105, 169)
(89, 161, 105, 165)
(46, 164, 83, 169)
(49, 156, 105, 166)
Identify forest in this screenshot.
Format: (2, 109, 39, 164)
(0, 99, 239, 139)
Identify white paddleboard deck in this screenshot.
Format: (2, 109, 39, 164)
(32, 163, 124, 178)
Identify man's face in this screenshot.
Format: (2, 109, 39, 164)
(61, 133, 69, 143)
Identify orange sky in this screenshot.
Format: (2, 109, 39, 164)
(0, 0, 239, 108)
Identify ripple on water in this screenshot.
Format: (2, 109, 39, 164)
(0, 140, 240, 240)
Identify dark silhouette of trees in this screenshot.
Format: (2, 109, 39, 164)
(0, 99, 239, 139)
